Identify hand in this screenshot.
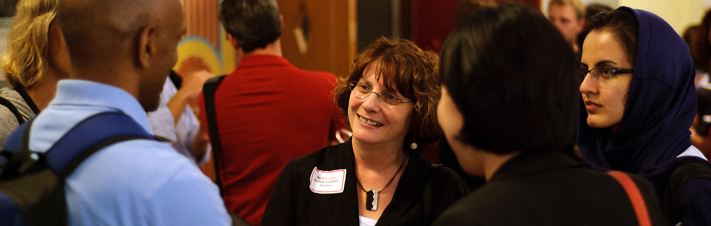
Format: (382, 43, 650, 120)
(181, 69, 212, 104)
(177, 57, 210, 78)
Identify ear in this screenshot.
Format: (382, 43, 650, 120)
(227, 33, 240, 50)
(577, 18, 585, 33)
(47, 21, 71, 78)
(137, 26, 156, 69)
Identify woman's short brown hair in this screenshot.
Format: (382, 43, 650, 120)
(1, 0, 57, 89)
(334, 37, 441, 146)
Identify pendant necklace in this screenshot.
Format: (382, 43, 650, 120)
(355, 156, 407, 211)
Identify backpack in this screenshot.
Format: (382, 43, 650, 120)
(0, 112, 155, 226)
(661, 157, 711, 225)
(202, 75, 226, 194)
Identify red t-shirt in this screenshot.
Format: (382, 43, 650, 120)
(199, 55, 346, 226)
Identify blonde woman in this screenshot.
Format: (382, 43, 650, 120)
(0, 0, 70, 146)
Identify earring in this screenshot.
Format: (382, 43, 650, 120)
(410, 139, 418, 150)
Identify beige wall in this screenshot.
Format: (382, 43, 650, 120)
(619, 0, 705, 34)
(543, 0, 708, 34)
(0, 18, 11, 82)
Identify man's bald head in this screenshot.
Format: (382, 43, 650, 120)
(58, 0, 149, 71)
(57, 0, 186, 111)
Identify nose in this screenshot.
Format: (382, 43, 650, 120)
(579, 73, 598, 95)
(360, 92, 382, 112)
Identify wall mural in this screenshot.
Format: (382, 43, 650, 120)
(176, 0, 236, 78)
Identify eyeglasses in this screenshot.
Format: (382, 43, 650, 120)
(348, 81, 411, 108)
(580, 66, 634, 82)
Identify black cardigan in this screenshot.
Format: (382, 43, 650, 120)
(432, 150, 667, 226)
(261, 140, 468, 226)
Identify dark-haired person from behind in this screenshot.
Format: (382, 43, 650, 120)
(433, 3, 665, 225)
(198, 0, 346, 224)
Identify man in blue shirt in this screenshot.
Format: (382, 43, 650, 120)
(24, 0, 232, 225)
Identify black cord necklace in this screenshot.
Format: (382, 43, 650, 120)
(355, 156, 407, 211)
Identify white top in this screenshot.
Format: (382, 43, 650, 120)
(677, 145, 708, 160)
(359, 215, 377, 226)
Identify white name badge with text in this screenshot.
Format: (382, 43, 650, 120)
(309, 167, 347, 194)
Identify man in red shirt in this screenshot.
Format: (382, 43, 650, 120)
(199, 0, 346, 225)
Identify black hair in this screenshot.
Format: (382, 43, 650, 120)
(586, 9, 638, 68)
(219, 0, 281, 53)
(439, 2, 579, 154)
(576, 3, 614, 49)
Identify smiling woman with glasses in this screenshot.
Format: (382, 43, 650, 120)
(348, 81, 412, 107)
(262, 37, 467, 226)
(578, 7, 711, 226)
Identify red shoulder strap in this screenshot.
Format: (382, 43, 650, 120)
(607, 171, 651, 226)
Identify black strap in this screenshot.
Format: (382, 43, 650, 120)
(169, 70, 183, 90)
(203, 75, 226, 194)
(0, 117, 35, 177)
(0, 96, 24, 125)
(14, 88, 39, 115)
(423, 164, 440, 224)
(662, 158, 711, 225)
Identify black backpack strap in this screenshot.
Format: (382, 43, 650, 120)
(203, 75, 226, 194)
(662, 158, 711, 224)
(169, 70, 183, 90)
(0, 96, 24, 125)
(0, 117, 35, 176)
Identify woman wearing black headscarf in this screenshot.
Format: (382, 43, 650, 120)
(578, 7, 711, 225)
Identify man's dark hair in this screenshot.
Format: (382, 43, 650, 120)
(219, 0, 281, 53)
(440, 2, 578, 154)
(587, 9, 638, 68)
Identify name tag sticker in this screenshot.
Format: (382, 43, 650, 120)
(309, 167, 347, 194)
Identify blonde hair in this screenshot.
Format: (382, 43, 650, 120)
(1, 0, 57, 89)
(549, 0, 585, 20)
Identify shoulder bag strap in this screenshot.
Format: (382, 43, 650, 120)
(0, 96, 25, 125)
(607, 170, 651, 226)
(202, 75, 226, 194)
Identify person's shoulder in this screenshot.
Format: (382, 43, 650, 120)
(0, 88, 31, 112)
(287, 66, 337, 83)
(87, 139, 201, 183)
(431, 192, 485, 226)
(430, 163, 461, 180)
(0, 87, 19, 98)
(287, 142, 347, 170)
(0, 109, 19, 147)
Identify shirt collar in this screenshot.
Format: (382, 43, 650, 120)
(51, 79, 154, 134)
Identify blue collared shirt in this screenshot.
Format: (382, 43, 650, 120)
(30, 80, 230, 226)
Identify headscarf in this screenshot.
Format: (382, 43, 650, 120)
(577, 7, 697, 189)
